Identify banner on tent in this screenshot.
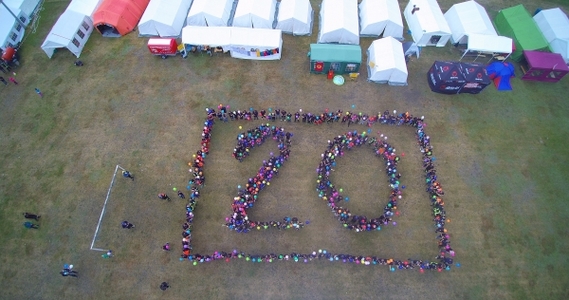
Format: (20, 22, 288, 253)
(230, 47, 280, 57)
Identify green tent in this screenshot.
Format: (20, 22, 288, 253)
(308, 44, 362, 75)
(494, 4, 551, 61)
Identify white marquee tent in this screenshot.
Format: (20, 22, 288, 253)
(317, 0, 359, 45)
(41, 10, 93, 58)
(181, 25, 232, 49)
(534, 8, 569, 64)
(444, 0, 497, 44)
(4, 0, 40, 20)
(275, 0, 313, 36)
(403, 0, 451, 47)
(232, 0, 276, 29)
(458, 33, 512, 61)
(186, 0, 234, 27)
(40, 0, 102, 58)
(359, 0, 403, 39)
(138, 0, 193, 37)
(367, 36, 408, 86)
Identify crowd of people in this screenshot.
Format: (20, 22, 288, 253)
(316, 130, 402, 232)
(180, 105, 453, 270)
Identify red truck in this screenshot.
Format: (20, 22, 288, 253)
(147, 38, 185, 59)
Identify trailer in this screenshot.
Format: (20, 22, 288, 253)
(147, 38, 185, 59)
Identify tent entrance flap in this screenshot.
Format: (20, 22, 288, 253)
(97, 24, 121, 37)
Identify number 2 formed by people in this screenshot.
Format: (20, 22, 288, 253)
(226, 124, 297, 232)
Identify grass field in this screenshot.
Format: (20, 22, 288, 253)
(1, 0, 569, 299)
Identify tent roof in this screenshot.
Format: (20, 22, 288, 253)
(67, 0, 104, 17)
(4, 0, 40, 17)
(41, 10, 90, 57)
(524, 50, 569, 70)
(275, 0, 313, 35)
(233, 0, 276, 28)
(230, 27, 281, 48)
(368, 37, 406, 71)
(138, 0, 192, 36)
(444, 0, 497, 43)
(309, 43, 361, 62)
(406, 0, 450, 34)
(533, 8, 569, 43)
(495, 5, 549, 54)
(467, 33, 512, 54)
(93, 0, 150, 36)
(359, 0, 403, 38)
(0, 6, 20, 49)
(186, 0, 233, 27)
(318, 0, 359, 44)
(181, 25, 232, 47)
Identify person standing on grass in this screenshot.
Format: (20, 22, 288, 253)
(121, 221, 135, 229)
(23, 222, 39, 229)
(34, 88, 43, 97)
(158, 193, 170, 201)
(122, 170, 134, 181)
(160, 282, 170, 291)
(9, 77, 18, 85)
(0, 76, 7, 85)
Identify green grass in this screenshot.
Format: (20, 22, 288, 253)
(1, 0, 569, 299)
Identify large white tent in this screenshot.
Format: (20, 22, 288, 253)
(41, 10, 93, 58)
(181, 25, 232, 49)
(232, 0, 276, 29)
(444, 0, 497, 44)
(403, 0, 451, 47)
(367, 36, 408, 86)
(3, 0, 40, 21)
(317, 0, 359, 45)
(359, 0, 403, 39)
(534, 8, 569, 64)
(275, 0, 313, 36)
(186, 0, 233, 27)
(40, 0, 102, 58)
(138, 0, 193, 37)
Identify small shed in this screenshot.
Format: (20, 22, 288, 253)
(308, 43, 361, 75)
(534, 8, 569, 64)
(520, 50, 569, 83)
(403, 0, 451, 47)
(494, 4, 550, 61)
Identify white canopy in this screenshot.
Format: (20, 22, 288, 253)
(275, 0, 313, 36)
(232, 0, 276, 29)
(367, 36, 408, 86)
(444, 0, 497, 44)
(359, 0, 403, 39)
(181, 25, 232, 48)
(66, 0, 103, 17)
(41, 10, 94, 58)
(534, 8, 569, 64)
(317, 0, 359, 45)
(460, 33, 512, 60)
(138, 0, 193, 37)
(186, 0, 233, 27)
(229, 27, 282, 60)
(403, 0, 451, 47)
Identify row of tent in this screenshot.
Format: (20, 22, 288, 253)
(40, 0, 313, 58)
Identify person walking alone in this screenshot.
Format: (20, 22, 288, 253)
(9, 77, 18, 85)
(23, 222, 39, 229)
(122, 170, 134, 181)
(34, 88, 43, 97)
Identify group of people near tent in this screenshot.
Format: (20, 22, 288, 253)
(179, 105, 454, 271)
